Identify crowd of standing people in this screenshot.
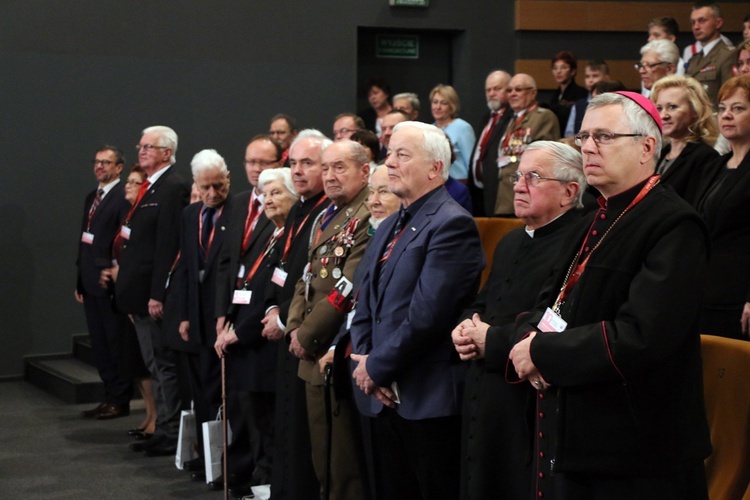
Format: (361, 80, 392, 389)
(73, 2, 750, 499)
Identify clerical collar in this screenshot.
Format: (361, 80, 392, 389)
(524, 210, 574, 238)
(597, 177, 651, 213)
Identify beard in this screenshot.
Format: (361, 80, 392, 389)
(487, 99, 502, 112)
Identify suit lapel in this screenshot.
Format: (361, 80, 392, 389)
(375, 190, 446, 302)
(206, 202, 231, 269)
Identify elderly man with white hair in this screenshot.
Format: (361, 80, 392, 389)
(452, 141, 586, 499)
(638, 39, 679, 98)
(171, 149, 232, 477)
(350, 121, 485, 499)
(508, 92, 711, 498)
(117, 125, 191, 457)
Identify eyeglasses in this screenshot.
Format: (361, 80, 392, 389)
(244, 159, 279, 168)
(91, 160, 115, 166)
(634, 61, 669, 71)
(135, 144, 168, 151)
(333, 128, 358, 137)
(507, 86, 534, 93)
(574, 132, 644, 147)
(512, 171, 567, 186)
(126, 179, 143, 186)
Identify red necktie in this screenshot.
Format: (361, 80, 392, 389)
(241, 198, 262, 255)
(475, 111, 502, 182)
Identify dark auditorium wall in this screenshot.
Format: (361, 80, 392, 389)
(0, 0, 518, 378)
(2, 0, 745, 378)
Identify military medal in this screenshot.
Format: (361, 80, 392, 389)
(319, 245, 327, 255)
(319, 268, 329, 279)
(334, 246, 344, 257)
(510, 155, 517, 163)
(332, 267, 342, 279)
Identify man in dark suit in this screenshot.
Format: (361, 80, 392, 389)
(508, 92, 711, 498)
(212, 134, 282, 495)
(451, 141, 585, 499)
(470, 70, 512, 216)
(76, 145, 133, 419)
(262, 131, 331, 500)
(350, 121, 485, 499)
(172, 149, 233, 477)
(115, 126, 190, 456)
(286, 139, 372, 500)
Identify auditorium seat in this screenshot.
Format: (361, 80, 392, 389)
(700, 334, 750, 500)
(473, 217, 525, 288)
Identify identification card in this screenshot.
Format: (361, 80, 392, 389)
(272, 267, 288, 287)
(232, 290, 252, 305)
(81, 231, 95, 244)
(537, 307, 567, 332)
(120, 226, 131, 240)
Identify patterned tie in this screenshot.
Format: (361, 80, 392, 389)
(475, 111, 502, 182)
(87, 188, 104, 228)
(378, 208, 409, 285)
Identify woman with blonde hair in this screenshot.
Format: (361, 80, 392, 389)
(651, 75, 719, 205)
(430, 84, 476, 182)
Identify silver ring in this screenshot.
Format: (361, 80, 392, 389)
(533, 380, 541, 388)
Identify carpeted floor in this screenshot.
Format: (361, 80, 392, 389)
(0, 381, 269, 499)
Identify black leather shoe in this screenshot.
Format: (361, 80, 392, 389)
(144, 439, 178, 457)
(208, 475, 224, 491)
(134, 431, 154, 441)
(96, 403, 130, 420)
(81, 402, 107, 418)
(183, 456, 204, 472)
(129, 434, 165, 452)
(127, 427, 146, 437)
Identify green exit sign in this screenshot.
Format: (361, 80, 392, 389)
(390, 0, 429, 6)
(376, 35, 419, 59)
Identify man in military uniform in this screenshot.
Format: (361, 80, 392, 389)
(286, 139, 371, 499)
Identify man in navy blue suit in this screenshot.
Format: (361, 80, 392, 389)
(350, 121, 485, 499)
(76, 145, 132, 420)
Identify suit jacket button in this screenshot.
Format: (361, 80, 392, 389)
(376, 317, 381, 324)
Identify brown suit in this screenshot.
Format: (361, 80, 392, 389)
(286, 185, 371, 499)
(494, 106, 560, 215)
(686, 40, 734, 107)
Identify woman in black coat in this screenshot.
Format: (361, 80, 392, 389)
(651, 75, 719, 206)
(696, 75, 750, 340)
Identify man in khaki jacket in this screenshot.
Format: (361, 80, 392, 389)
(286, 139, 371, 499)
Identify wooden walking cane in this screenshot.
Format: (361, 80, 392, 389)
(222, 343, 228, 500)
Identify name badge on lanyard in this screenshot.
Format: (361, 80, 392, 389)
(537, 307, 567, 333)
(232, 290, 252, 305)
(120, 226, 131, 240)
(81, 231, 95, 244)
(272, 267, 288, 287)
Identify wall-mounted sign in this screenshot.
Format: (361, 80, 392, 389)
(390, 0, 429, 6)
(376, 34, 419, 59)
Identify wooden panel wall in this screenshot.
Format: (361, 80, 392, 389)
(515, 1, 748, 32)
